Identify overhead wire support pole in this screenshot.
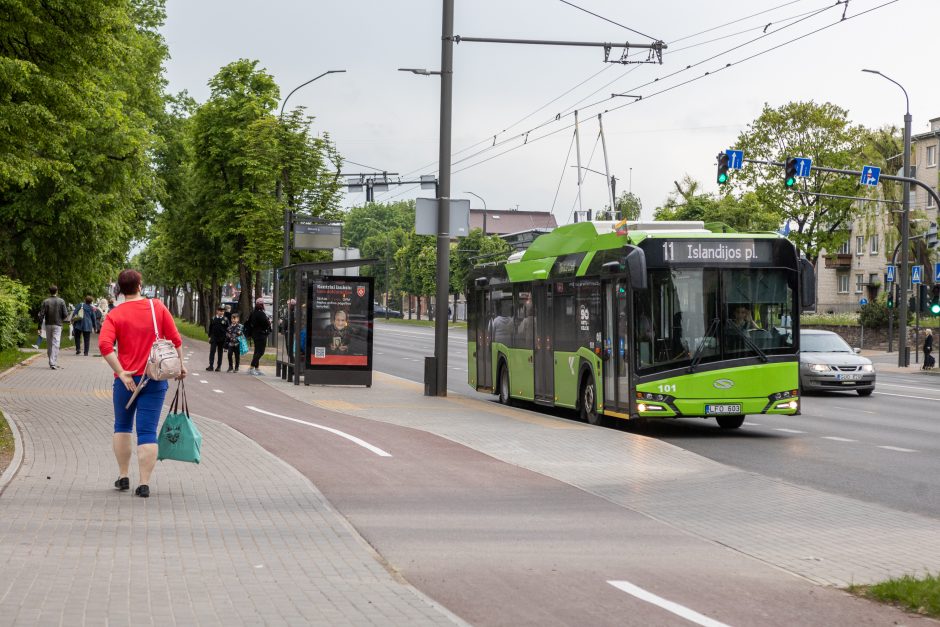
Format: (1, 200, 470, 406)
(597, 113, 615, 215)
(453, 36, 666, 64)
(574, 111, 583, 215)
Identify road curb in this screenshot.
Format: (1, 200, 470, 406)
(0, 352, 42, 496)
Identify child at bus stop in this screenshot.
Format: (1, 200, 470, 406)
(225, 313, 243, 372)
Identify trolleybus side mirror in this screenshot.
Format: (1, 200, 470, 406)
(475, 277, 489, 287)
(799, 257, 816, 310)
(625, 247, 647, 290)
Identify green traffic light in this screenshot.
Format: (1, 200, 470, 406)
(785, 177, 796, 187)
(718, 173, 728, 184)
(931, 303, 940, 315)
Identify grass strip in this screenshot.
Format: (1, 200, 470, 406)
(0, 347, 31, 372)
(849, 573, 940, 618)
(174, 317, 209, 342)
(380, 318, 466, 329)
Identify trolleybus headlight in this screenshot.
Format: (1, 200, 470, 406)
(809, 363, 830, 372)
(775, 400, 799, 410)
(637, 403, 666, 412)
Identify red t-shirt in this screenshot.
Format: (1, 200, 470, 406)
(99, 299, 183, 377)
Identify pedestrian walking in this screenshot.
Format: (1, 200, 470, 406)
(246, 297, 272, 376)
(99, 269, 186, 498)
(70, 295, 96, 356)
(39, 285, 68, 369)
(923, 329, 934, 370)
(225, 312, 243, 372)
(206, 306, 228, 371)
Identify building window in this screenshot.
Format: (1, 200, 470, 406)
(855, 274, 864, 293)
(856, 236, 864, 255)
(869, 234, 879, 255)
(929, 192, 935, 208)
(869, 273, 879, 287)
(838, 274, 849, 293)
(838, 240, 850, 255)
(928, 145, 938, 168)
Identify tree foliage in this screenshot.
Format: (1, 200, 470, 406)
(654, 175, 779, 232)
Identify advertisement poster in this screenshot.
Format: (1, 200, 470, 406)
(308, 277, 373, 368)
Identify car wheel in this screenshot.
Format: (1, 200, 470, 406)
(716, 415, 745, 429)
(857, 388, 874, 397)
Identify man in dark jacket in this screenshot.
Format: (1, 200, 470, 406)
(40, 285, 69, 370)
(207, 306, 229, 372)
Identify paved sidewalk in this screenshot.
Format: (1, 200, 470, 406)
(0, 351, 462, 626)
(261, 370, 940, 589)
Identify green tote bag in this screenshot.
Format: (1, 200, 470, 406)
(158, 381, 202, 463)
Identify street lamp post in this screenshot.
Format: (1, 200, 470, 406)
(863, 69, 911, 367)
(464, 191, 487, 234)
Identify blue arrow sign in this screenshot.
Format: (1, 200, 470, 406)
(860, 165, 881, 187)
(912, 265, 923, 285)
(886, 265, 896, 283)
(859, 298, 868, 306)
(794, 157, 812, 178)
(726, 149, 743, 170)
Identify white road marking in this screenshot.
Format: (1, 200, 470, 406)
(199, 380, 208, 384)
(878, 382, 940, 391)
(245, 406, 392, 457)
(743, 422, 761, 426)
(212, 389, 224, 394)
(874, 391, 940, 402)
(877, 445, 918, 453)
(608, 580, 731, 627)
(821, 436, 857, 442)
(774, 428, 806, 434)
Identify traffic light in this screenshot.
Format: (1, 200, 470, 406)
(931, 284, 940, 316)
(919, 284, 930, 314)
(784, 158, 798, 188)
(717, 153, 730, 185)
(886, 286, 894, 309)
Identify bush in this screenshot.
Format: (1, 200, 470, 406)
(858, 295, 912, 329)
(0, 276, 30, 351)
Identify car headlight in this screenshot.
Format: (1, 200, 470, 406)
(809, 363, 830, 372)
(861, 364, 874, 372)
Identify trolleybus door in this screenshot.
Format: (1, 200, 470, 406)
(602, 279, 631, 412)
(533, 284, 554, 403)
(476, 288, 493, 391)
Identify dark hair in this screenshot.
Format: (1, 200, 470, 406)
(117, 269, 142, 296)
(84, 295, 93, 304)
(49, 285, 58, 295)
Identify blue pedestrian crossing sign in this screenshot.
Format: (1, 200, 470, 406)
(935, 262, 940, 282)
(859, 298, 868, 306)
(860, 165, 881, 187)
(794, 157, 812, 178)
(886, 265, 896, 283)
(726, 149, 743, 169)
(912, 265, 923, 285)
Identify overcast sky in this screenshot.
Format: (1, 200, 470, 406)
(161, 0, 938, 224)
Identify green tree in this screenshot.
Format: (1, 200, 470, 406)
(0, 0, 169, 302)
(615, 191, 642, 221)
(452, 229, 511, 297)
(733, 101, 867, 262)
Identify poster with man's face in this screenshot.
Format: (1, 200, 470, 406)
(308, 277, 373, 368)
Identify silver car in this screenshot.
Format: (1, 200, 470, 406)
(799, 329, 875, 396)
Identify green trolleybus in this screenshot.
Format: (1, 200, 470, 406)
(467, 220, 816, 429)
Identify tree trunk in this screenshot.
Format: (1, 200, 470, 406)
(182, 286, 193, 322)
(238, 262, 252, 320)
(255, 270, 262, 300)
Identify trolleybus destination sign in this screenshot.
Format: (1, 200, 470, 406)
(651, 240, 775, 264)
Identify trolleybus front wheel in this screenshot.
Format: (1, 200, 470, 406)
(716, 415, 745, 429)
(580, 375, 606, 426)
(498, 364, 513, 406)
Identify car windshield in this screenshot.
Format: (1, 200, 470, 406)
(801, 333, 852, 353)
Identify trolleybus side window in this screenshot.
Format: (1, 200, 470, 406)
(513, 284, 534, 349)
(491, 289, 514, 346)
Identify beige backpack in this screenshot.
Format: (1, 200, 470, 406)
(145, 298, 181, 381)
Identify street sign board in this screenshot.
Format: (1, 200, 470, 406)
(294, 223, 342, 250)
(416, 198, 471, 237)
(912, 265, 923, 285)
(934, 262, 940, 282)
(886, 265, 896, 283)
(794, 157, 812, 178)
(860, 165, 881, 187)
(726, 149, 743, 169)
(859, 298, 868, 306)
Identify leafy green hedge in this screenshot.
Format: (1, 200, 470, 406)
(0, 276, 30, 351)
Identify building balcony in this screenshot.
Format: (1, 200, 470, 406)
(824, 253, 853, 269)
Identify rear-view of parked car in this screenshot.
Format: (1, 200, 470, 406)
(374, 302, 403, 318)
(799, 329, 875, 396)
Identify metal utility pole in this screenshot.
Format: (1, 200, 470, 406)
(433, 0, 455, 396)
(864, 69, 911, 367)
(574, 110, 583, 215)
(598, 114, 615, 215)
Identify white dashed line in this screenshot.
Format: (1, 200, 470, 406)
(774, 428, 806, 434)
(821, 436, 857, 442)
(608, 580, 730, 627)
(245, 406, 392, 457)
(212, 389, 224, 394)
(877, 445, 918, 453)
(199, 380, 208, 384)
(743, 422, 761, 426)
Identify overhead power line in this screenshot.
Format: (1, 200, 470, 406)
(558, 0, 661, 41)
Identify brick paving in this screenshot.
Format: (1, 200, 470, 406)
(264, 369, 940, 588)
(0, 352, 462, 626)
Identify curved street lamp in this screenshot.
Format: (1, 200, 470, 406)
(464, 191, 487, 234)
(863, 68, 912, 367)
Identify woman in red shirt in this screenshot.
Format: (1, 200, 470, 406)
(99, 269, 187, 497)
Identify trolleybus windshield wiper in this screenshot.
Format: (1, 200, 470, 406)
(688, 317, 721, 373)
(728, 323, 769, 362)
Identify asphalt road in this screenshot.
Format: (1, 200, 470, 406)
(373, 321, 940, 519)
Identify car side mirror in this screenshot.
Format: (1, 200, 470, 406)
(853, 347, 861, 354)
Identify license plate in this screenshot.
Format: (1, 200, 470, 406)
(836, 374, 861, 381)
(705, 404, 742, 414)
